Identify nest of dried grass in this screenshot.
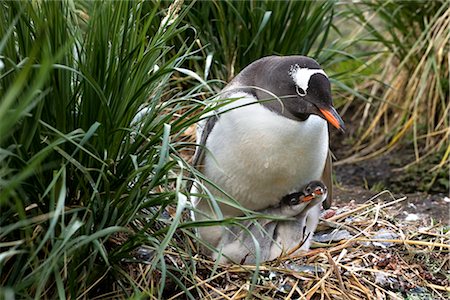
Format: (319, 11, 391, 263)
(126, 191, 449, 300)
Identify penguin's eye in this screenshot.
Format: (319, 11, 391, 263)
(296, 86, 307, 97)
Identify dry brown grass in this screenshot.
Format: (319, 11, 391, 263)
(338, 3, 449, 191)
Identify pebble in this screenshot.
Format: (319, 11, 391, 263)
(371, 229, 399, 248)
(286, 264, 325, 275)
(404, 213, 420, 221)
(136, 247, 155, 261)
(313, 229, 352, 243)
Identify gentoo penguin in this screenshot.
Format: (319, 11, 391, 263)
(191, 55, 344, 264)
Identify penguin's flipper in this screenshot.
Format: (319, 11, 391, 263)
(321, 150, 333, 209)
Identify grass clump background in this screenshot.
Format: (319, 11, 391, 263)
(0, 1, 203, 298)
(0, 0, 448, 299)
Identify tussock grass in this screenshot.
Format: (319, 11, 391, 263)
(178, 0, 362, 88)
(0, 1, 206, 298)
(339, 1, 449, 191)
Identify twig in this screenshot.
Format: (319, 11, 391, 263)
(230, 283, 246, 300)
(360, 277, 403, 300)
(305, 249, 346, 299)
(427, 283, 450, 292)
(348, 271, 372, 299)
(326, 251, 350, 300)
(346, 203, 381, 243)
(285, 279, 299, 300)
(202, 278, 233, 300)
(326, 204, 372, 222)
(167, 271, 229, 300)
(354, 238, 450, 248)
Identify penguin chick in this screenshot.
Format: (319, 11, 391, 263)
(212, 181, 328, 264)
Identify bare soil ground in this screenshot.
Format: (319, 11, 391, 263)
(330, 129, 449, 225)
(335, 187, 448, 227)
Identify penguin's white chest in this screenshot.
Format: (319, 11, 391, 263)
(203, 95, 329, 215)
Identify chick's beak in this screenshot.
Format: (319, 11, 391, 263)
(319, 106, 345, 132)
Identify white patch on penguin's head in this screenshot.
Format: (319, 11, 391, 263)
(288, 64, 327, 95)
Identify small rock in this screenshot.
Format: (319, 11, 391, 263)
(407, 203, 418, 209)
(286, 264, 325, 275)
(258, 271, 279, 285)
(268, 271, 278, 282)
(374, 272, 400, 290)
(374, 272, 388, 285)
(161, 209, 171, 219)
(405, 287, 434, 300)
(371, 229, 399, 248)
(136, 247, 155, 261)
(277, 283, 293, 293)
(313, 229, 352, 243)
(405, 213, 420, 221)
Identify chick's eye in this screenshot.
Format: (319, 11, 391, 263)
(296, 86, 307, 97)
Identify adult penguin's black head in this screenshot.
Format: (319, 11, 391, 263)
(243, 55, 345, 132)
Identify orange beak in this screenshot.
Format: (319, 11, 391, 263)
(319, 107, 345, 132)
(301, 188, 325, 202)
(301, 194, 315, 202)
